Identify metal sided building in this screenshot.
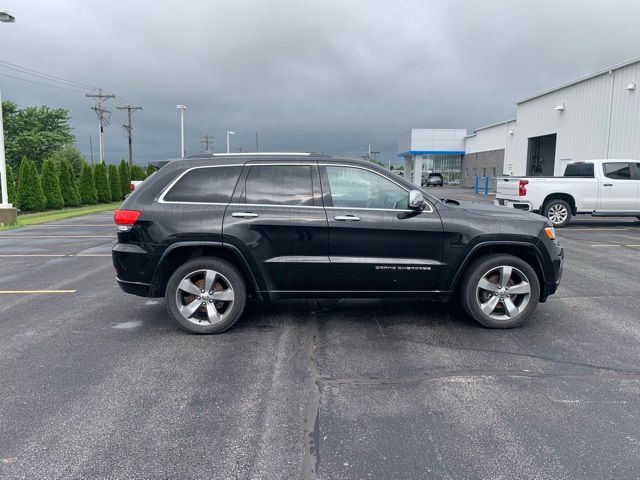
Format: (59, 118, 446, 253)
(401, 56, 640, 187)
(511, 56, 640, 177)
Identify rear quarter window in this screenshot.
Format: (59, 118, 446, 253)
(162, 166, 242, 203)
(564, 163, 594, 177)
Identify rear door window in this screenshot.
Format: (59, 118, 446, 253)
(241, 165, 314, 206)
(163, 166, 242, 203)
(603, 162, 633, 180)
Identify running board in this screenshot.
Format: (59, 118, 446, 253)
(592, 212, 640, 217)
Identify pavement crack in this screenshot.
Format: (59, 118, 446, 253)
(316, 337, 640, 377)
(302, 309, 321, 480)
(322, 368, 640, 386)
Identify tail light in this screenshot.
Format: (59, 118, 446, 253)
(518, 179, 529, 196)
(114, 209, 141, 232)
(130, 183, 135, 192)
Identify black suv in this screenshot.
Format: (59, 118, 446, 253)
(113, 153, 563, 333)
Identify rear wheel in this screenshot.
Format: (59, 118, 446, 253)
(165, 257, 247, 334)
(543, 199, 572, 227)
(460, 254, 540, 328)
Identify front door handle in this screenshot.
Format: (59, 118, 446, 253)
(334, 215, 360, 221)
(232, 212, 259, 218)
(603, 183, 613, 187)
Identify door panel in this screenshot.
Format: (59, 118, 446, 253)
(321, 165, 443, 292)
(222, 163, 329, 292)
(597, 162, 639, 212)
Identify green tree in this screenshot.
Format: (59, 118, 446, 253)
(130, 164, 144, 181)
(93, 163, 111, 203)
(1, 100, 74, 170)
(108, 163, 121, 201)
(40, 158, 64, 209)
(58, 159, 81, 207)
(0, 164, 17, 205)
(78, 162, 98, 205)
(49, 144, 86, 176)
(146, 164, 155, 178)
(16, 158, 46, 212)
(118, 159, 131, 200)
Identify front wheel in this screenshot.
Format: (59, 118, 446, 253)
(543, 199, 572, 227)
(460, 254, 541, 328)
(165, 257, 247, 334)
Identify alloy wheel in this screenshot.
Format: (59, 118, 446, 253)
(475, 265, 532, 321)
(175, 269, 235, 326)
(547, 203, 568, 225)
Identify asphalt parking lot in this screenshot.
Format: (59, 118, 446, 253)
(1, 193, 640, 479)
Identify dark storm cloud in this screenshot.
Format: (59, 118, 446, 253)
(2, 0, 640, 165)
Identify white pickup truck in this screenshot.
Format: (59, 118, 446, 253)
(495, 159, 640, 227)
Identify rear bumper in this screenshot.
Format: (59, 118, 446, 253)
(116, 278, 151, 297)
(494, 198, 533, 212)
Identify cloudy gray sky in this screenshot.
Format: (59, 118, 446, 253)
(2, 0, 640, 165)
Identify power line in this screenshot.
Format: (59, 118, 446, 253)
(0, 72, 86, 94)
(116, 105, 142, 167)
(0, 59, 97, 90)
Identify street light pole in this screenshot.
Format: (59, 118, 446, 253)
(226, 130, 235, 153)
(0, 87, 8, 205)
(0, 10, 17, 225)
(176, 105, 187, 158)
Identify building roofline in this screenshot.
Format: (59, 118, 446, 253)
(468, 118, 517, 136)
(515, 56, 640, 104)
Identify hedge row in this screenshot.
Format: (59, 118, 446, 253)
(0, 157, 144, 212)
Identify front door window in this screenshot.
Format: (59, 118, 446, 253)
(325, 166, 408, 209)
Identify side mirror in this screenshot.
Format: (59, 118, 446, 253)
(409, 190, 427, 211)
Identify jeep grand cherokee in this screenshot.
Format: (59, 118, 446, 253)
(112, 153, 563, 334)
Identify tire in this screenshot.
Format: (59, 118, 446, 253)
(165, 257, 247, 334)
(460, 254, 541, 328)
(543, 199, 572, 227)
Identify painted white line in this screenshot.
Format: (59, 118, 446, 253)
(590, 244, 621, 247)
(33, 224, 114, 227)
(0, 235, 114, 239)
(626, 244, 640, 247)
(563, 228, 630, 231)
(0, 253, 111, 257)
(0, 290, 76, 294)
(0, 254, 66, 257)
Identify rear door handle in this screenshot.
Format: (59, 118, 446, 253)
(603, 183, 613, 187)
(334, 215, 360, 221)
(232, 212, 259, 218)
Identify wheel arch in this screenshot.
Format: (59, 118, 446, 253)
(448, 241, 547, 301)
(150, 242, 263, 300)
(543, 193, 576, 215)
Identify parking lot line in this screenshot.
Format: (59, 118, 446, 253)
(32, 224, 114, 227)
(0, 254, 111, 257)
(0, 290, 76, 294)
(563, 228, 630, 231)
(0, 235, 114, 239)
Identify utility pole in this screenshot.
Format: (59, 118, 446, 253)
(85, 89, 115, 164)
(255, 132, 259, 152)
(200, 135, 214, 153)
(117, 105, 141, 168)
(89, 134, 94, 164)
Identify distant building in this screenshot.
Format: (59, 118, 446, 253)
(399, 56, 640, 188)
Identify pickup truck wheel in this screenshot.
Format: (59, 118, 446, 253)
(543, 200, 572, 227)
(460, 254, 540, 328)
(165, 257, 247, 334)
